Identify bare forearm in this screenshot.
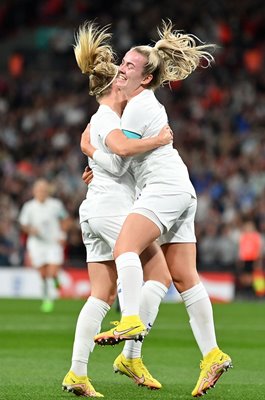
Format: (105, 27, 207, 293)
(81, 142, 97, 158)
(21, 225, 38, 236)
(110, 136, 162, 157)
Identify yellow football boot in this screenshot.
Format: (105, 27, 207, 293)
(94, 315, 147, 346)
(113, 353, 162, 390)
(192, 347, 232, 397)
(62, 371, 103, 397)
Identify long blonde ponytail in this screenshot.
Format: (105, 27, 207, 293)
(74, 22, 117, 97)
(132, 19, 215, 90)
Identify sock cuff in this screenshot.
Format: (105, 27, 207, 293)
(180, 282, 209, 307)
(88, 296, 111, 313)
(143, 280, 168, 296)
(116, 252, 141, 271)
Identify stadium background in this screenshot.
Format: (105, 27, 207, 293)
(0, 0, 264, 300)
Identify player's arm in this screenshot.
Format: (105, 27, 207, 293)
(19, 205, 39, 236)
(60, 216, 73, 233)
(105, 125, 172, 157)
(19, 223, 39, 236)
(80, 125, 130, 176)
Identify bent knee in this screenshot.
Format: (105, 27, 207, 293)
(158, 274, 172, 289)
(90, 289, 117, 306)
(172, 276, 200, 293)
(114, 244, 138, 259)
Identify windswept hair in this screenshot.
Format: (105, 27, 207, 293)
(131, 19, 216, 90)
(74, 22, 117, 97)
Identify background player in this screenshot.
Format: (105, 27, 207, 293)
(19, 178, 70, 312)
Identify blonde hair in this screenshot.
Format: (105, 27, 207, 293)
(74, 22, 117, 97)
(131, 19, 216, 90)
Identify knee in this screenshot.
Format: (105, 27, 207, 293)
(113, 240, 124, 259)
(107, 292, 117, 306)
(113, 245, 120, 260)
(159, 274, 172, 289)
(172, 275, 200, 294)
(91, 287, 117, 306)
(114, 240, 142, 259)
(113, 243, 135, 259)
(113, 245, 137, 259)
(165, 276, 173, 289)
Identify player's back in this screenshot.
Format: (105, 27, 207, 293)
(79, 105, 135, 222)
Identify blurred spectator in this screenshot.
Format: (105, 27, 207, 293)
(8, 52, 24, 77)
(0, 219, 15, 266)
(216, 224, 238, 273)
(65, 221, 86, 269)
(237, 220, 264, 297)
(198, 222, 219, 270)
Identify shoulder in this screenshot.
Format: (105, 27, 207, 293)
(22, 199, 34, 208)
(19, 199, 34, 218)
(127, 90, 160, 112)
(47, 197, 62, 206)
(98, 105, 120, 119)
(94, 106, 120, 126)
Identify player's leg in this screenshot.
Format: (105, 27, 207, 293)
(110, 192, 194, 341)
(62, 260, 116, 398)
(38, 264, 54, 312)
(100, 213, 161, 342)
(163, 242, 232, 396)
(161, 198, 232, 396)
(27, 243, 53, 311)
(63, 219, 116, 397)
(70, 260, 117, 373)
(114, 241, 171, 389)
(41, 243, 65, 311)
(163, 241, 218, 351)
(48, 262, 61, 290)
(46, 262, 61, 293)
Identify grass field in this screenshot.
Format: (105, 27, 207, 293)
(0, 299, 264, 400)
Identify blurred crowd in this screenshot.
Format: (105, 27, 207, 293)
(0, 0, 264, 294)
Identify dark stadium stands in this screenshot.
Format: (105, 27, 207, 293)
(0, 0, 264, 276)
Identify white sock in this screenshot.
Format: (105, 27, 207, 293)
(117, 278, 123, 311)
(71, 296, 110, 375)
(122, 280, 168, 359)
(181, 282, 218, 356)
(43, 278, 56, 301)
(116, 252, 143, 316)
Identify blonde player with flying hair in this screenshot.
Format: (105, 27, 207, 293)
(62, 22, 173, 397)
(86, 20, 232, 397)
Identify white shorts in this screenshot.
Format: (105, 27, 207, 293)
(80, 215, 126, 262)
(131, 189, 196, 235)
(159, 196, 197, 244)
(27, 241, 64, 268)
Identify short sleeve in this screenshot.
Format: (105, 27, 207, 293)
(56, 200, 69, 220)
(18, 203, 30, 226)
(121, 90, 167, 139)
(96, 109, 121, 145)
(121, 99, 145, 138)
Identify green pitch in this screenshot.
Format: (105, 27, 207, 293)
(0, 299, 264, 400)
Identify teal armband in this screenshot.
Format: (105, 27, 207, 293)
(122, 130, 141, 139)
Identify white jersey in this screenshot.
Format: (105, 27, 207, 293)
(121, 89, 196, 197)
(19, 197, 68, 246)
(79, 105, 135, 222)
